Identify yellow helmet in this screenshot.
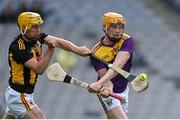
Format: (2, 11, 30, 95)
(17, 12, 43, 35)
(102, 12, 126, 28)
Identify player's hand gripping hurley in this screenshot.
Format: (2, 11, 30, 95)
(90, 54, 149, 92)
(47, 63, 126, 104)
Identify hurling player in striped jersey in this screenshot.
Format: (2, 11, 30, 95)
(3, 12, 91, 119)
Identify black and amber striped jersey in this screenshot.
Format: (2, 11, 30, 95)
(8, 33, 48, 94)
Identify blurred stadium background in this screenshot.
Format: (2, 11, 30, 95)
(1, 0, 180, 119)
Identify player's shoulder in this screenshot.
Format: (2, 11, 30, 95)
(121, 33, 131, 40)
(121, 33, 135, 44)
(91, 41, 101, 53)
(9, 34, 26, 51)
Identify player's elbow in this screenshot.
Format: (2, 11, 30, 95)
(34, 69, 45, 75)
(37, 70, 45, 75)
(37, 71, 44, 75)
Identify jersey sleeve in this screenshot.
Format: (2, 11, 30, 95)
(120, 37, 134, 54)
(12, 45, 33, 64)
(90, 56, 106, 71)
(39, 33, 48, 44)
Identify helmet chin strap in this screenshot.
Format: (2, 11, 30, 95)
(21, 27, 28, 35)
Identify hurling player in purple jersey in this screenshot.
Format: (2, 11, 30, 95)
(89, 12, 134, 119)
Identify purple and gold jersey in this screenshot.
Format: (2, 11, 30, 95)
(90, 33, 134, 93)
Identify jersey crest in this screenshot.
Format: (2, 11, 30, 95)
(18, 39, 25, 50)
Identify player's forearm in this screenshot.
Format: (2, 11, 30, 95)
(45, 36, 91, 56)
(103, 81, 113, 90)
(53, 37, 81, 54)
(36, 47, 55, 74)
(98, 69, 118, 84)
(97, 55, 129, 84)
(55, 38, 91, 56)
(62, 42, 86, 56)
(113, 51, 130, 69)
(56, 38, 77, 52)
(98, 51, 130, 84)
(45, 35, 75, 52)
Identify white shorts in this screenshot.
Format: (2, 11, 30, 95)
(5, 86, 37, 118)
(98, 86, 129, 113)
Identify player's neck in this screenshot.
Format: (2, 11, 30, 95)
(103, 36, 114, 45)
(22, 35, 31, 42)
(22, 35, 38, 43)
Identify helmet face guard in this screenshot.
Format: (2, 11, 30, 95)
(17, 12, 43, 35)
(102, 12, 126, 42)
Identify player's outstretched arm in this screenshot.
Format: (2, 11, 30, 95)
(44, 35, 91, 56)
